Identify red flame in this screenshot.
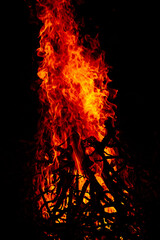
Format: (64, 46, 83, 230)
(34, 0, 118, 219)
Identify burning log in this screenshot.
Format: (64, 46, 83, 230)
(29, 0, 143, 239)
(33, 130, 141, 239)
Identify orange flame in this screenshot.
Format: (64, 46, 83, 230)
(34, 0, 118, 218)
(36, 0, 117, 146)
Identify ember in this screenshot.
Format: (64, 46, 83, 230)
(31, 0, 142, 239)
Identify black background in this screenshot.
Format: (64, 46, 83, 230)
(2, 0, 160, 239)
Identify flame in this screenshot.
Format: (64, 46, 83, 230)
(36, 0, 117, 149)
(34, 0, 118, 220)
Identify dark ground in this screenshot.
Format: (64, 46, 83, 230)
(2, 1, 160, 239)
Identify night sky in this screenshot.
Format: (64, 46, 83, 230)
(2, 1, 160, 239)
